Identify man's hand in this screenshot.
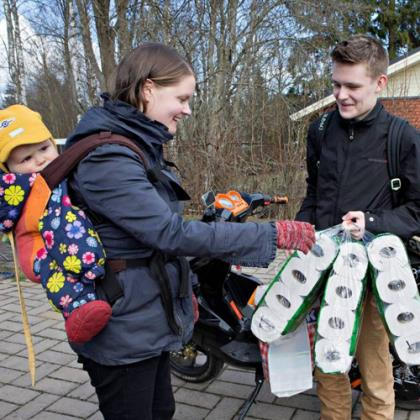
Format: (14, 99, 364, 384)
(342, 211, 365, 240)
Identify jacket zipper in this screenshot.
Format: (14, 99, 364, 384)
(333, 122, 355, 222)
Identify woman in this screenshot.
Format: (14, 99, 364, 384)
(65, 42, 315, 420)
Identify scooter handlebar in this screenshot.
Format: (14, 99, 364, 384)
(270, 195, 288, 205)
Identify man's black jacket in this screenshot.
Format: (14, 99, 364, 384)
(296, 102, 420, 240)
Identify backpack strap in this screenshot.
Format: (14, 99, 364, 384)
(387, 116, 408, 206)
(314, 111, 335, 166)
(41, 132, 148, 190)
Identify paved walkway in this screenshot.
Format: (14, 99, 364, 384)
(0, 253, 418, 419)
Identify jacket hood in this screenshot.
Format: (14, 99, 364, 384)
(65, 94, 173, 160)
(0, 171, 33, 233)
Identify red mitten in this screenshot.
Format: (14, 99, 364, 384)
(65, 300, 112, 343)
(192, 293, 199, 323)
(275, 220, 315, 254)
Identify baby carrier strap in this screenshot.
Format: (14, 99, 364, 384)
(41, 131, 190, 335)
(41, 131, 148, 189)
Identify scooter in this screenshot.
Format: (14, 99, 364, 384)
(170, 190, 287, 419)
(170, 191, 420, 415)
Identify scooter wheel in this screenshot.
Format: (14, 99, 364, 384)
(170, 346, 224, 383)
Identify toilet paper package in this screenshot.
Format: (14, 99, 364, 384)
(394, 333, 420, 365)
(314, 238, 368, 374)
(252, 231, 339, 342)
(367, 233, 420, 365)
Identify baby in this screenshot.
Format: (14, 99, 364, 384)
(0, 104, 111, 343)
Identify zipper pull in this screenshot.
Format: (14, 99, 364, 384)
(349, 125, 355, 141)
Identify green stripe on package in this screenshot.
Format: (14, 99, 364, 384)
(367, 233, 420, 365)
(251, 231, 338, 343)
(315, 240, 368, 374)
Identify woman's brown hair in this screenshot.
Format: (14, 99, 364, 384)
(110, 43, 194, 110)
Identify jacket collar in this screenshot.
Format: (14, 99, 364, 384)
(337, 101, 383, 129)
(66, 94, 173, 161)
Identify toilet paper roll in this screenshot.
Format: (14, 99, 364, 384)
(317, 305, 356, 341)
(324, 274, 363, 310)
(333, 242, 368, 280)
(315, 337, 353, 373)
(367, 234, 408, 271)
(251, 306, 285, 343)
(384, 300, 420, 337)
(394, 333, 420, 365)
(279, 257, 321, 296)
(375, 265, 417, 304)
(264, 282, 303, 321)
(254, 285, 269, 306)
(296, 232, 338, 271)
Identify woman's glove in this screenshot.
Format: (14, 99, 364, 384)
(275, 220, 315, 254)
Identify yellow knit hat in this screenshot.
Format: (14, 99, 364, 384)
(0, 105, 55, 168)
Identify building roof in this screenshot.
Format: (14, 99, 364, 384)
(290, 48, 420, 121)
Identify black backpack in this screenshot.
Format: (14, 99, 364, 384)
(314, 110, 408, 206)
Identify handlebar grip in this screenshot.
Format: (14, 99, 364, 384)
(271, 195, 288, 204)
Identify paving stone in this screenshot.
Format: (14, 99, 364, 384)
(246, 400, 295, 419)
(182, 380, 212, 391)
(0, 366, 25, 384)
(88, 392, 99, 404)
(86, 411, 104, 420)
(49, 366, 88, 383)
(33, 377, 79, 396)
(292, 409, 320, 420)
(2, 303, 22, 313)
(204, 397, 244, 420)
(0, 400, 18, 417)
(36, 349, 75, 365)
(29, 319, 59, 334)
(394, 409, 410, 420)
(36, 327, 67, 341)
(219, 368, 256, 386)
(1, 320, 25, 333)
(67, 380, 97, 400)
(30, 412, 79, 420)
(0, 384, 40, 404)
(173, 402, 209, 420)
(255, 382, 276, 404)
(0, 355, 32, 371)
(175, 387, 220, 409)
(171, 374, 187, 387)
(207, 380, 254, 399)
(47, 396, 98, 417)
(275, 393, 321, 411)
(68, 358, 83, 369)
(18, 298, 41, 308)
(5, 332, 43, 345)
(12, 362, 62, 387)
(408, 409, 420, 419)
(0, 341, 26, 355)
(0, 329, 14, 340)
(27, 304, 55, 316)
(54, 340, 76, 355)
(0, 312, 16, 323)
(3, 393, 60, 420)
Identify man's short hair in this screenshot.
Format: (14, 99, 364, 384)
(331, 35, 389, 78)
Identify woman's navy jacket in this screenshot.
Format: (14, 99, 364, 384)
(65, 95, 277, 365)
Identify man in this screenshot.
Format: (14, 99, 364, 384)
(297, 35, 420, 419)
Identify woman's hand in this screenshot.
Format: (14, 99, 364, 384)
(275, 221, 315, 254)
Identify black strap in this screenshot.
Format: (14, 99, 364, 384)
(149, 252, 180, 335)
(315, 111, 335, 166)
(41, 132, 149, 190)
(387, 116, 408, 206)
